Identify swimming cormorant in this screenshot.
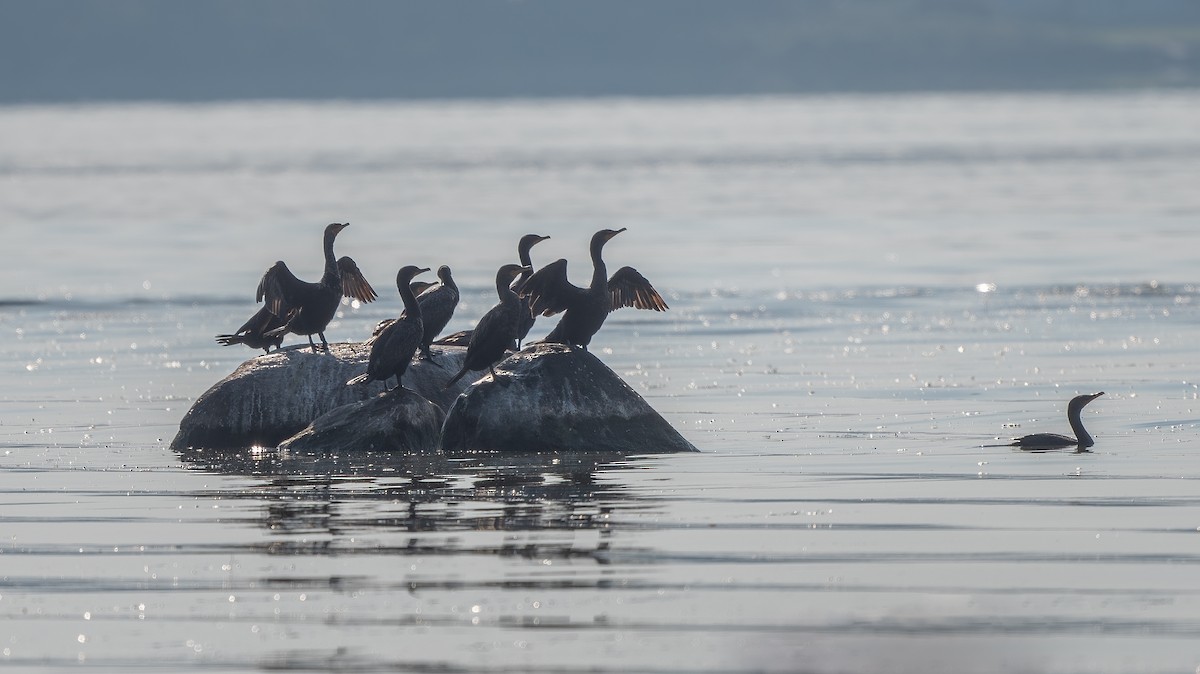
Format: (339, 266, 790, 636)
(517, 228, 667, 350)
(347, 265, 430, 391)
(445, 264, 531, 388)
(414, 265, 460, 359)
(253, 222, 378, 353)
(1011, 392, 1105, 450)
(513, 234, 550, 348)
(215, 306, 286, 354)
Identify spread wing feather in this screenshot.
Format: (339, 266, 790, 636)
(338, 256, 378, 303)
(256, 261, 307, 318)
(608, 266, 668, 312)
(516, 258, 585, 317)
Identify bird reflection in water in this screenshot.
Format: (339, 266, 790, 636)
(175, 447, 648, 561)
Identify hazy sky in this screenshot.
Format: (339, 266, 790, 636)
(2, 0, 1199, 102)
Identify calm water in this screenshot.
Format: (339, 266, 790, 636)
(2, 92, 1200, 672)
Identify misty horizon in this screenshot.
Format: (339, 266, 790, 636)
(3, 0, 1199, 104)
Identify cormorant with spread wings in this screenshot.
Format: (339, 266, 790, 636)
(219, 222, 377, 353)
(517, 228, 667, 350)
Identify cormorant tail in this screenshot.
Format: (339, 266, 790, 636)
(444, 365, 470, 390)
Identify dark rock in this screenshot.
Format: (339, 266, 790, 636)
(171, 342, 470, 450)
(441, 343, 699, 454)
(278, 387, 445, 452)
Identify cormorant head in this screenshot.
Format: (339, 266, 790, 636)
(409, 280, 437, 297)
(325, 222, 350, 239)
(437, 265, 454, 283)
(497, 263, 532, 284)
(1067, 392, 1104, 415)
(395, 265, 430, 288)
(590, 228, 626, 252)
(519, 234, 551, 255)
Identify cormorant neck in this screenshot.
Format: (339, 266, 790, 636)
(589, 239, 608, 288)
(495, 272, 519, 302)
(321, 231, 340, 286)
(440, 270, 458, 293)
(1068, 406, 1094, 447)
(398, 281, 421, 318)
(516, 247, 535, 287)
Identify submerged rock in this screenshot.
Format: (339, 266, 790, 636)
(279, 387, 445, 452)
(171, 342, 469, 450)
(441, 343, 698, 454)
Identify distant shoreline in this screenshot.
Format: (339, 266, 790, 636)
(5, 84, 1200, 108)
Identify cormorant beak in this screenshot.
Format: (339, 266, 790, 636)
(1090, 391, 1105, 400)
(418, 267, 431, 275)
(606, 228, 627, 240)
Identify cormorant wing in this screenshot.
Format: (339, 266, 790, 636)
(256, 261, 307, 318)
(470, 302, 507, 341)
(338, 256, 378, 303)
(233, 306, 283, 335)
(608, 266, 669, 312)
(516, 258, 585, 317)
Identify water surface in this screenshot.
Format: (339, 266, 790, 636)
(2, 92, 1200, 672)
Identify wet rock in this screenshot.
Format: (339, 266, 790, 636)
(278, 387, 445, 452)
(441, 343, 699, 454)
(171, 342, 469, 450)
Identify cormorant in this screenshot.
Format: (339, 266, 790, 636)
(517, 228, 667, 350)
(367, 281, 438, 340)
(410, 280, 437, 297)
(1011, 392, 1105, 450)
(414, 265, 460, 359)
(253, 222, 378, 353)
(347, 265, 430, 391)
(513, 234, 550, 348)
(215, 306, 286, 354)
(445, 264, 531, 388)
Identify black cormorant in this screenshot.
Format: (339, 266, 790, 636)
(367, 281, 438, 340)
(517, 228, 667, 350)
(414, 265, 460, 359)
(1011, 392, 1105, 450)
(513, 234, 550, 348)
(215, 306, 286, 354)
(253, 223, 378, 352)
(445, 264, 531, 388)
(347, 265, 430, 391)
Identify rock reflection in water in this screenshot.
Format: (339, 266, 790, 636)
(175, 447, 648, 559)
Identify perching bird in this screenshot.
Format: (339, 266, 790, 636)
(414, 265, 460, 360)
(215, 306, 286, 354)
(410, 280, 438, 297)
(347, 265, 429, 391)
(242, 222, 377, 353)
(1011, 392, 1105, 450)
(517, 228, 667, 350)
(367, 280, 439, 341)
(445, 264, 531, 388)
(513, 234, 550, 348)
